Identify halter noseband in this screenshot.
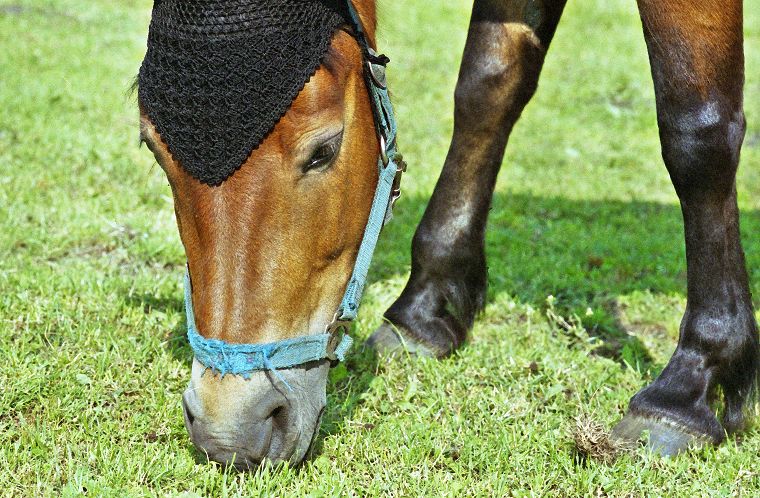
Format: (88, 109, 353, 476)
(184, 1, 404, 383)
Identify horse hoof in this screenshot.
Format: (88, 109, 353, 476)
(365, 323, 436, 357)
(611, 413, 715, 457)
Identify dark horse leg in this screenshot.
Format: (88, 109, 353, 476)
(369, 0, 567, 356)
(613, 0, 758, 454)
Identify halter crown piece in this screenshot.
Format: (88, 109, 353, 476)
(140, 0, 404, 383)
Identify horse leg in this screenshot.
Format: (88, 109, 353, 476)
(613, 0, 758, 454)
(369, 0, 567, 356)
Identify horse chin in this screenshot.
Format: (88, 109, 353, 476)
(181, 359, 329, 469)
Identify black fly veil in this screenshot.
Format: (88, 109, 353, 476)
(138, 0, 349, 185)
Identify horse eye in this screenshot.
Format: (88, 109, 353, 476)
(303, 137, 341, 173)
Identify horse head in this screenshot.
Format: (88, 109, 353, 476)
(137, 0, 393, 468)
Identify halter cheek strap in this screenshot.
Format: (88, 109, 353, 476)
(184, 0, 404, 383)
(336, 2, 401, 323)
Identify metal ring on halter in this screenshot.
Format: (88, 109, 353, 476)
(379, 134, 389, 166)
(325, 311, 351, 362)
(367, 59, 387, 89)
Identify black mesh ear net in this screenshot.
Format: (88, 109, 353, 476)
(138, 0, 349, 186)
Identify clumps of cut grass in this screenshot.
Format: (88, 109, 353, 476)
(572, 415, 636, 464)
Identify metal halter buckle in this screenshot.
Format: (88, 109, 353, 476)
(366, 48, 387, 89)
(390, 156, 407, 210)
(325, 312, 350, 361)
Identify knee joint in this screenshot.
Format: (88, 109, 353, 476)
(659, 101, 745, 195)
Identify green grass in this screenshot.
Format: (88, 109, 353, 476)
(2, 0, 760, 495)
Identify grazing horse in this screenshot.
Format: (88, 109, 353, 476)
(138, 0, 757, 467)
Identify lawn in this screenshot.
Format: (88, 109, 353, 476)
(2, 0, 760, 495)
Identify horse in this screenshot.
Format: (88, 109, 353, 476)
(137, 0, 757, 468)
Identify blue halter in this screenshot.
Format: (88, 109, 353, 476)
(184, 0, 404, 383)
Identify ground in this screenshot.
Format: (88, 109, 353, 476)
(2, 0, 760, 495)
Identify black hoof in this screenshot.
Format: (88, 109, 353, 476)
(365, 323, 437, 357)
(611, 413, 718, 457)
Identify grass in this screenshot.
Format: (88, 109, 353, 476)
(2, 0, 760, 495)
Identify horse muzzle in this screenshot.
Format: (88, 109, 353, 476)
(181, 359, 329, 469)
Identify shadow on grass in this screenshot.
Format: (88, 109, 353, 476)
(369, 191, 760, 372)
(123, 189, 760, 463)
(123, 292, 195, 364)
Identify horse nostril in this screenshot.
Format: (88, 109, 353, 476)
(267, 405, 290, 435)
(182, 395, 196, 426)
(268, 406, 284, 421)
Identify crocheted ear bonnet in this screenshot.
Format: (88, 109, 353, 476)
(138, 0, 349, 186)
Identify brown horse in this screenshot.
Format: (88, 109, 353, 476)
(139, 0, 757, 467)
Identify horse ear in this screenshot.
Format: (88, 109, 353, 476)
(349, 0, 377, 49)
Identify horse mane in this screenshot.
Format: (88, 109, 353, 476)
(352, 0, 377, 48)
